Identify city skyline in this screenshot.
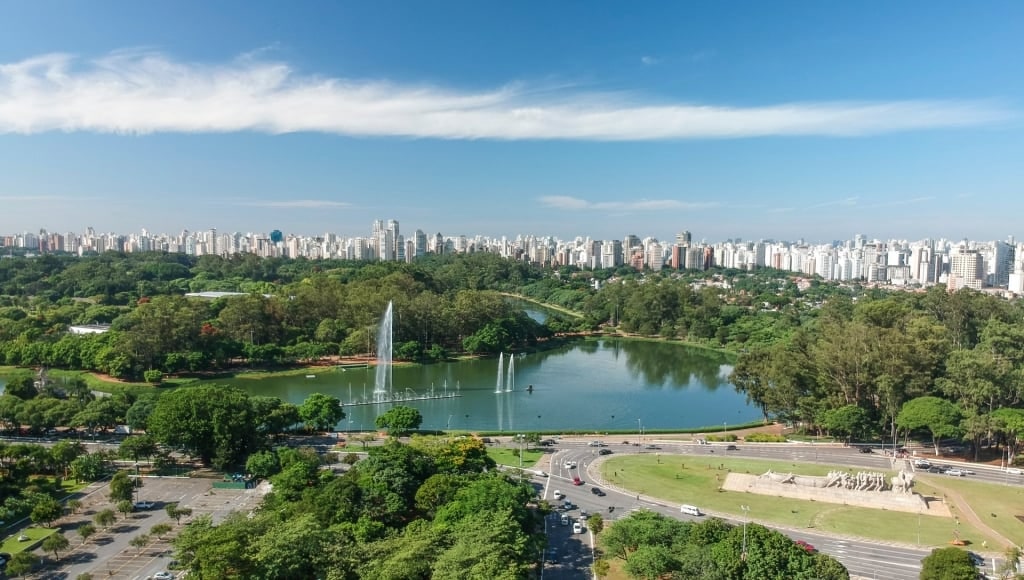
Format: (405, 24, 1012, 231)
(2, 2, 1023, 240)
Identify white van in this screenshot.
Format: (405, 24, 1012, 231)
(680, 504, 703, 516)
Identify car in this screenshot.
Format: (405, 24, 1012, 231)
(580, 509, 588, 520)
(563, 461, 577, 469)
(945, 469, 966, 477)
(563, 499, 573, 510)
(1007, 468, 1023, 475)
(572, 476, 583, 486)
(0, 552, 10, 570)
(726, 444, 738, 451)
(968, 552, 985, 567)
(794, 540, 816, 554)
(560, 514, 569, 526)
(539, 439, 556, 446)
(858, 447, 874, 453)
(588, 441, 602, 447)
(152, 572, 175, 580)
(590, 486, 605, 496)
(599, 448, 613, 455)
(572, 521, 583, 534)
(553, 489, 563, 499)
(134, 501, 156, 510)
(644, 444, 660, 449)
(913, 459, 931, 468)
(928, 465, 946, 474)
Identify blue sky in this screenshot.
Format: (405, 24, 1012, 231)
(1, 1, 1022, 243)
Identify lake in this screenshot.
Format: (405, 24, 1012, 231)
(218, 338, 761, 433)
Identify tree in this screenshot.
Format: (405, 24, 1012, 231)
(5, 551, 35, 577)
(150, 522, 173, 540)
(919, 547, 976, 580)
(76, 573, 94, 580)
(146, 384, 257, 469)
(3, 375, 37, 399)
(119, 434, 158, 462)
(30, 496, 63, 527)
(42, 531, 71, 560)
(69, 452, 105, 482)
(588, 512, 604, 535)
(623, 544, 679, 579)
(245, 449, 282, 479)
(109, 470, 135, 502)
(129, 533, 151, 552)
(897, 396, 962, 455)
(95, 508, 116, 529)
(166, 503, 192, 524)
(117, 499, 135, 519)
(819, 405, 873, 443)
(50, 440, 86, 479)
(78, 522, 97, 544)
(375, 405, 423, 436)
(66, 498, 83, 514)
(298, 393, 345, 433)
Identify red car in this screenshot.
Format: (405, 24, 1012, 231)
(572, 476, 583, 486)
(794, 540, 816, 553)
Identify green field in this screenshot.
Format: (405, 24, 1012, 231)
(486, 446, 547, 468)
(915, 475, 1024, 547)
(601, 455, 1010, 548)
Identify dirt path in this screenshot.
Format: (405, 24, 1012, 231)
(928, 479, 1016, 549)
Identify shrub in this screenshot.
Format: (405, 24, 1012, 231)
(705, 434, 738, 442)
(143, 369, 163, 384)
(744, 433, 788, 443)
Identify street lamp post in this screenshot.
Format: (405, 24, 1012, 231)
(637, 418, 642, 447)
(741, 505, 750, 560)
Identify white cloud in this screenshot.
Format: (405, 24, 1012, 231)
(239, 199, 350, 209)
(640, 56, 660, 66)
(0, 50, 1012, 140)
(540, 196, 718, 211)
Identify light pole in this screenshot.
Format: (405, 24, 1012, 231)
(517, 434, 524, 468)
(741, 505, 750, 560)
(637, 418, 642, 446)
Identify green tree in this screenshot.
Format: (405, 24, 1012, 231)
(50, 440, 86, 479)
(117, 498, 135, 519)
(109, 470, 135, 502)
(119, 434, 158, 461)
(919, 547, 976, 580)
(166, 503, 192, 524)
(588, 512, 604, 535)
(66, 498, 83, 514)
(94, 508, 116, 529)
(897, 396, 963, 455)
(5, 551, 35, 577)
(375, 405, 423, 436)
(30, 496, 63, 527)
(150, 522, 173, 540)
(298, 392, 345, 433)
(819, 405, 873, 443)
(623, 544, 679, 579)
(69, 453, 104, 482)
(77, 522, 97, 544)
(245, 449, 282, 479)
(3, 375, 37, 399)
(146, 384, 257, 469)
(42, 531, 71, 560)
(129, 533, 151, 552)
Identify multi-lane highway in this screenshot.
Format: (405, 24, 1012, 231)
(531, 439, 1023, 580)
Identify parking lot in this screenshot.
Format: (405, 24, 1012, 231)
(36, 475, 265, 580)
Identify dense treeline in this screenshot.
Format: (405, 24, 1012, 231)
(0, 253, 550, 379)
(730, 287, 1024, 461)
(172, 437, 541, 580)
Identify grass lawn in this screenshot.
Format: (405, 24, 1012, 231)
(600, 455, 1005, 548)
(486, 446, 546, 468)
(0, 526, 57, 554)
(915, 475, 1024, 546)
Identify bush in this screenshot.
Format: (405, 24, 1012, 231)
(706, 434, 738, 442)
(744, 433, 787, 443)
(143, 369, 163, 384)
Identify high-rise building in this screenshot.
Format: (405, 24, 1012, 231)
(949, 246, 985, 291)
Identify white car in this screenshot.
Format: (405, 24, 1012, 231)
(573, 521, 583, 534)
(560, 514, 569, 526)
(1007, 468, 1023, 475)
(945, 469, 966, 477)
(152, 572, 175, 580)
(134, 501, 156, 510)
(563, 461, 577, 469)
(553, 489, 563, 499)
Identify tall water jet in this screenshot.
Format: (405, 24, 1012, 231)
(373, 301, 393, 402)
(505, 355, 515, 392)
(495, 352, 505, 394)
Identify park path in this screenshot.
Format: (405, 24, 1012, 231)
(926, 479, 1016, 550)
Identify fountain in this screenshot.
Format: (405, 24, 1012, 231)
(495, 352, 505, 394)
(505, 354, 515, 392)
(373, 301, 393, 403)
